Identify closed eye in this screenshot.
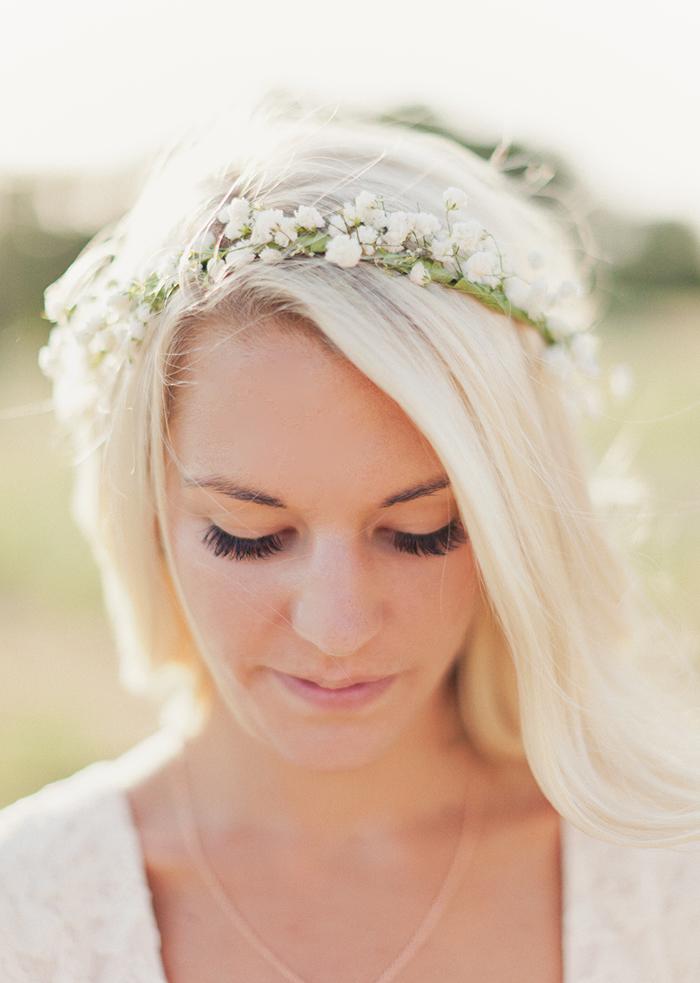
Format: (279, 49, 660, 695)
(201, 519, 468, 562)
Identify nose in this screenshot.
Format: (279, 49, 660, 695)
(289, 533, 383, 658)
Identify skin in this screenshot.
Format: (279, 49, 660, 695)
(161, 318, 491, 838)
(125, 317, 562, 982)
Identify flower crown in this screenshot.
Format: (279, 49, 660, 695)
(38, 185, 604, 446)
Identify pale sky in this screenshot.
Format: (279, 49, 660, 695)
(2, 0, 699, 233)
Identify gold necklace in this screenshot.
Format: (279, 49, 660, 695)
(169, 744, 489, 983)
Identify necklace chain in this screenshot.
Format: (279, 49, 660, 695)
(169, 744, 489, 983)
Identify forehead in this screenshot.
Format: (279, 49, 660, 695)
(168, 320, 444, 508)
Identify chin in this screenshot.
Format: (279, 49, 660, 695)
(265, 722, 402, 773)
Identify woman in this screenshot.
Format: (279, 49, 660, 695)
(1, 105, 698, 982)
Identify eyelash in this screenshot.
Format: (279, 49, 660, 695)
(201, 519, 468, 562)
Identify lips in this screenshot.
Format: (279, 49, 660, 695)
(271, 669, 398, 709)
(294, 674, 392, 690)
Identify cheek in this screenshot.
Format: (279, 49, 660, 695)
(169, 522, 280, 664)
(395, 545, 479, 648)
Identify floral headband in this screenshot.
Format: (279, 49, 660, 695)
(38, 186, 608, 446)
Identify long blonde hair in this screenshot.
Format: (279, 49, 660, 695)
(54, 104, 699, 847)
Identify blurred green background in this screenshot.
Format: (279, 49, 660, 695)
(2, 112, 699, 807)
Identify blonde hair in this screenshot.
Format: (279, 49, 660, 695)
(54, 103, 699, 847)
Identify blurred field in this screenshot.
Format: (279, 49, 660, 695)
(1, 286, 699, 807)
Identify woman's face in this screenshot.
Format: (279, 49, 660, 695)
(164, 320, 480, 770)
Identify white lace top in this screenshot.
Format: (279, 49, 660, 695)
(0, 728, 698, 982)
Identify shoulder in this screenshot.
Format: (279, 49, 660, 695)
(565, 817, 700, 902)
(563, 819, 700, 980)
(0, 759, 122, 980)
(0, 732, 177, 983)
(0, 755, 122, 887)
(636, 837, 700, 956)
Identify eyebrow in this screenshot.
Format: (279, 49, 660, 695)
(182, 473, 451, 509)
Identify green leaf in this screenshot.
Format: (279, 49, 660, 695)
(294, 232, 329, 254)
(420, 260, 456, 285)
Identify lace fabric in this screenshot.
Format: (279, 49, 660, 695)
(0, 734, 171, 983)
(0, 729, 698, 982)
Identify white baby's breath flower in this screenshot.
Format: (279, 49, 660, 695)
(382, 211, 413, 249)
(428, 237, 459, 277)
(523, 277, 552, 320)
(217, 197, 250, 226)
(259, 246, 284, 264)
(569, 331, 600, 377)
(94, 351, 122, 401)
(192, 230, 217, 253)
(403, 213, 419, 234)
(223, 218, 248, 241)
(450, 219, 485, 257)
(225, 246, 256, 269)
(357, 225, 378, 245)
(430, 237, 454, 263)
(325, 233, 362, 268)
(87, 325, 122, 356)
(352, 226, 376, 256)
(552, 279, 579, 304)
(503, 275, 531, 310)
(327, 212, 348, 237)
(353, 192, 388, 230)
(218, 199, 251, 240)
(37, 327, 66, 378)
(463, 249, 502, 288)
(443, 187, 469, 211)
(273, 216, 299, 247)
(413, 212, 442, 238)
(219, 199, 251, 240)
(354, 191, 378, 214)
(294, 205, 325, 230)
(105, 291, 134, 319)
(43, 281, 69, 324)
(127, 317, 147, 342)
(154, 252, 180, 282)
(341, 201, 359, 225)
(73, 309, 106, 342)
(250, 208, 285, 245)
(363, 207, 389, 231)
(409, 261, 431, 286)
(206, 257, 228, 284)
(542, 343, 574, 382)
(546, 314, 576, 340)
